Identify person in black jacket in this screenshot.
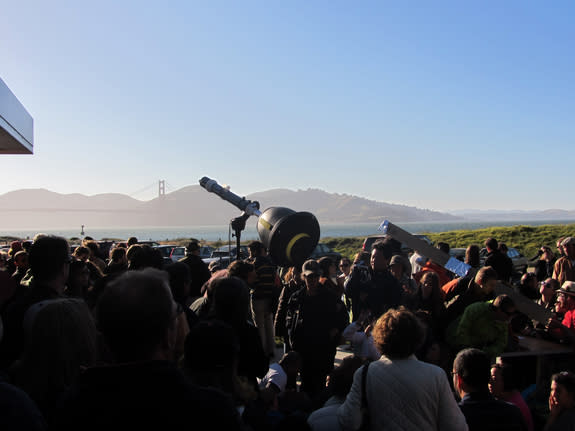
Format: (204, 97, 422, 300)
(178, 241, 211, 301)
(484, 238, 513, 282)
(285, 259, 349, 399)
(530, 246, 556, 282)
(344, 239, 403, 322)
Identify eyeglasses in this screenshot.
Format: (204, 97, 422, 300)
(340, 263, 350, 268)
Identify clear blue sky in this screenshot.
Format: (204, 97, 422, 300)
(3, 1, 574, 212)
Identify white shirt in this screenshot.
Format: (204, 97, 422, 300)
(258, 363, 287, 392)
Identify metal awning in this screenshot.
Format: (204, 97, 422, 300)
(0, 78, 33, 154)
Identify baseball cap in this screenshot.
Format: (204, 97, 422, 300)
(302, 259, 321, 276)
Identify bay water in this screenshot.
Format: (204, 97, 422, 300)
(3, 219, 575, 242)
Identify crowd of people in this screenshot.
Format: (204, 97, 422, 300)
(0, 233, 574, 430)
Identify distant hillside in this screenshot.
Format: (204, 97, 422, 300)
(246, 188, 459, 223)
(450, 208, 575, 221)
(0, 186, 459, 229)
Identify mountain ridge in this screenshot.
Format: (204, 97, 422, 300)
(0, 186, 459, 229)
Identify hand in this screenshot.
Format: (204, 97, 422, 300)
(364, 324, 373, 336)
(547, 318, 562, 330)
(549, 392, 562, 418)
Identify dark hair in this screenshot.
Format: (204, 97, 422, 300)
(492, 363, 518, 392)
(318, 256, 334, 277)
(212, 276, 251, 325)
(186, 241, 200, 252)
(499, 243, 509, 253)
(96, 268, 175, 362)
(371, 240, 395, 260)
(551, 371, 575, 397)
(545, 278, 560, 290)
(485, 237, 498, 251)
(248, 241, 264, 254)
(127, 237, 138, 247)
(165, 262, 192, 303)
(465, 245, 480, 267)
(29, 236, 70, 281)
(520, 272, 537, 284)
(84, 240, 100, 255)
(354, 251, 371, 266)
(372, 308, 425, 359)
(454, 348, 490, 388)
(127, 245, 163, 270)
(328, 356, 366, 398)
(437, 242, 450, 254)
(110, 246, 126, 263)
(475, 266, 498, 284)
(227, 260, 255, 281)
(493, 294, 515, 313)
(73, 245, 90, 258)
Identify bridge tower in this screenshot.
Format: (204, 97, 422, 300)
(158, 180, 166, 199)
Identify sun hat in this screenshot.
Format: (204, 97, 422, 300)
(558, 281, 575, 296)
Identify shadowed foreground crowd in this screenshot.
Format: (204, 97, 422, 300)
(0, 234, 574, 431)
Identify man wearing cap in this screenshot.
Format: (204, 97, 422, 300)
(284, 259, 349, 398)
(547, 281, 575, 344)
(553, 237, 575, 286)
(178, 241, 211, 300)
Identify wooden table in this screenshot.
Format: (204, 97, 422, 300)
(499, 336, 573, 390)
(500, 336, 573, 358)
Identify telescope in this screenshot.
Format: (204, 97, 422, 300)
(199, 177, 320, 267)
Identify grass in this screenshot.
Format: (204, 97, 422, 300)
(322, 223, 575, 262)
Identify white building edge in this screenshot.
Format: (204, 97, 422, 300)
(0, 78, 33, 154)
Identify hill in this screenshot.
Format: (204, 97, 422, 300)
(0, 186, 459, 229)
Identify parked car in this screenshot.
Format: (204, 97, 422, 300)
(199, 245, 214, 259)
(449, 248, 467, 262)
(169, 245, 214, 263)
(361, 234, 433, 255)
(170, 246, 186, 262)
(138, 241, 160, 247)
(308, 243, 342, 262)
(203, 245, 249, 267)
